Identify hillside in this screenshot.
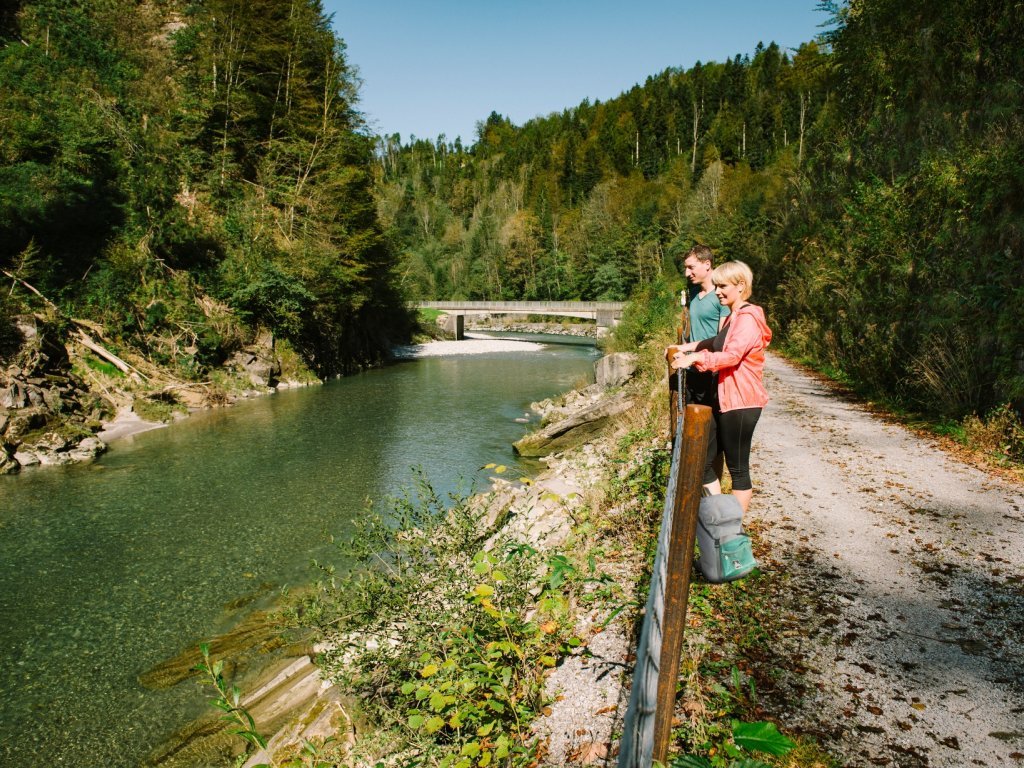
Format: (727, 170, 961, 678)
(377, 0, 1024, 441)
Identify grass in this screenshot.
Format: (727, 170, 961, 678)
(82, 354, 125, 378)
(276, 338, 321, 385)
(132, 393, 187, 422)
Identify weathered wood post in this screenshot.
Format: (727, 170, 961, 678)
(668, 361, 681, 443)
(668, 308, 690, 442)
(653, 403, 711, 765)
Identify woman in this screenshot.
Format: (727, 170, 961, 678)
(668, 260, 772, 513)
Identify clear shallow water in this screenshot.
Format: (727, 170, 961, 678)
(0, 339, 598, 766)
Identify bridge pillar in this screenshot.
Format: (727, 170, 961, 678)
(443, 313, 465, 340)
(596, 309, 617, 328)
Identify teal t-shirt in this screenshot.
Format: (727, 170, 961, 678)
(688, 289, 729, 342)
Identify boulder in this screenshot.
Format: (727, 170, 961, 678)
(514, 390, 635, 457)
(12, 315, 71, 373)
(594, 352, 638, 389)
(26, 385, 45, 407)
(31, 431, 69, 452)
(2, 407, 50, 443)
(493, 475, 583, 550)
(66, 437, 105, 463)
(0, 450, 17, 475)
(0, 383, 26, 409)
(13, 449, 39, 467)
(229, 331, 281, 388)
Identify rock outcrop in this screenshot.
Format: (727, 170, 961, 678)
(228, 330, 281, 389)
(513, 390, 636, 457)
(1, 315, 110, 473)
(513, 353, 639, 458)
(594, 351, 638, 388)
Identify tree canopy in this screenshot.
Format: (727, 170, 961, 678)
(377, 0, 1022, 418)
(1, 0, 410, 376)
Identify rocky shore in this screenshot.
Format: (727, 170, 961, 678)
(0, 315, 321, 474)
(1, 316, 107, 473)
(465, 316, 600, 338)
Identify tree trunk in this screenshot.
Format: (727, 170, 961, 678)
(691, 97, 703, 174)
(799, 91, 807, 165)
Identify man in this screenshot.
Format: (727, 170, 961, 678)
(680, 244, 729, 407)
(667, 244, 728, 485)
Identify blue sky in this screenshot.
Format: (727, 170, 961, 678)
(322, 1, 829, 144)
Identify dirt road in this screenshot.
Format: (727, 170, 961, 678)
(752, 354, 1024, 767)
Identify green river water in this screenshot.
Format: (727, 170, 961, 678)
(0, 335, 599, 767)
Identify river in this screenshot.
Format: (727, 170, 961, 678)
(0, 335, 599, 767)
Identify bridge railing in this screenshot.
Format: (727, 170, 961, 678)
(415, 300, 626, 312)
(617, 317, 712, 767)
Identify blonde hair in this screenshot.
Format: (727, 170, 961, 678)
(712, 260, 754, 300)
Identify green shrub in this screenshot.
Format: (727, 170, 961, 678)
(293, 476, 581, 767)
(962, 403, 1024, 463)
(0, 294, 23, 360)
(609, 277, 681, 353)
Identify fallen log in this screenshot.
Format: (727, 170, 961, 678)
(76, 331, 148, 381)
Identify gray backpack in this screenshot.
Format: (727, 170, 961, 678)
(696, 494, 757, 583)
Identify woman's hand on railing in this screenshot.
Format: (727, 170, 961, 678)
(665, 342, 697, 362)
(670, 351, 701, 371)
(666, 343, 699, 370)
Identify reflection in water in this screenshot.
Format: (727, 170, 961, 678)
(0, 339, 597, 766)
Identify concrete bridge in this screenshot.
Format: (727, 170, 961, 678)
(417, 301, 626, 338)
(417, 300, 626, 339)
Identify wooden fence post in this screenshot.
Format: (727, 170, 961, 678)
(653, 403, 712, 765)
(668, 362, 680, 443)
(669, 308, 690, 443)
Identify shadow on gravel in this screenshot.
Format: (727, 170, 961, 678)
(772, 540, 1024, 767)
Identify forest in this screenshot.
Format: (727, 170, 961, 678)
(1, 0, 1022, 431)
(377, 0, 1023, 429)
(0, 0, 410, 379)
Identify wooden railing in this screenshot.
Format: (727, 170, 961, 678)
(618, 311, 712, 767)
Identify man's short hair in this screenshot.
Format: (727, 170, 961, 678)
(685, 244, 714, 265)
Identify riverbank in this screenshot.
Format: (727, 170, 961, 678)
(163, 345, 651, 768)
(3, 322, 564, 469)
(0, 312, 325, 472)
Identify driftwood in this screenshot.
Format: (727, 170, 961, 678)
(2, 267, 155, 383)
(4, 270, 107, 336)
(70, 317, 106, 335)
(1, 268, 60, 312)
(76, 330, 148, 381)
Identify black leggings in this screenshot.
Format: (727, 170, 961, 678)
(703, 407, 762, 491)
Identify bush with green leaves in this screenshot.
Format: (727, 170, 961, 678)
(292, 476, 584, 767)
(670, 719, 796, 768)
(0, 294, 22, 360)
(608, 276, 681, 354)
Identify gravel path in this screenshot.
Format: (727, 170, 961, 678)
(753, 353, 1024, 767)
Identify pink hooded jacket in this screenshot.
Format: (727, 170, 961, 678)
(692, 303, 772, 412)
